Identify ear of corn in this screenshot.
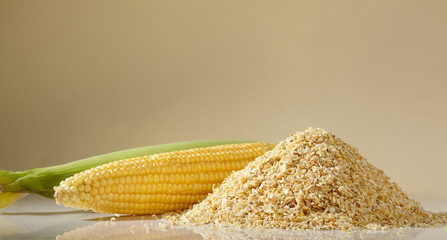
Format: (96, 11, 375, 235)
(54, 142, 275, 214)
(0, 139, 254, 209)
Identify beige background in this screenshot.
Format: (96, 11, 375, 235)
(1, 1, 446, 198)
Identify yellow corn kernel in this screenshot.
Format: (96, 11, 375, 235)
(54, 142, 274, 214)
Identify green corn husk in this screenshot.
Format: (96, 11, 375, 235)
(0, 139, 252, 209)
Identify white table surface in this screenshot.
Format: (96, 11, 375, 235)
(1, 194, 446, 240)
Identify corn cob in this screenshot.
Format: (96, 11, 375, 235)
(54, 142, 275, 214)
(0, 140, 254, 209)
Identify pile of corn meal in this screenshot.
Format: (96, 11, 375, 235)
(174, 127, 447, 230)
